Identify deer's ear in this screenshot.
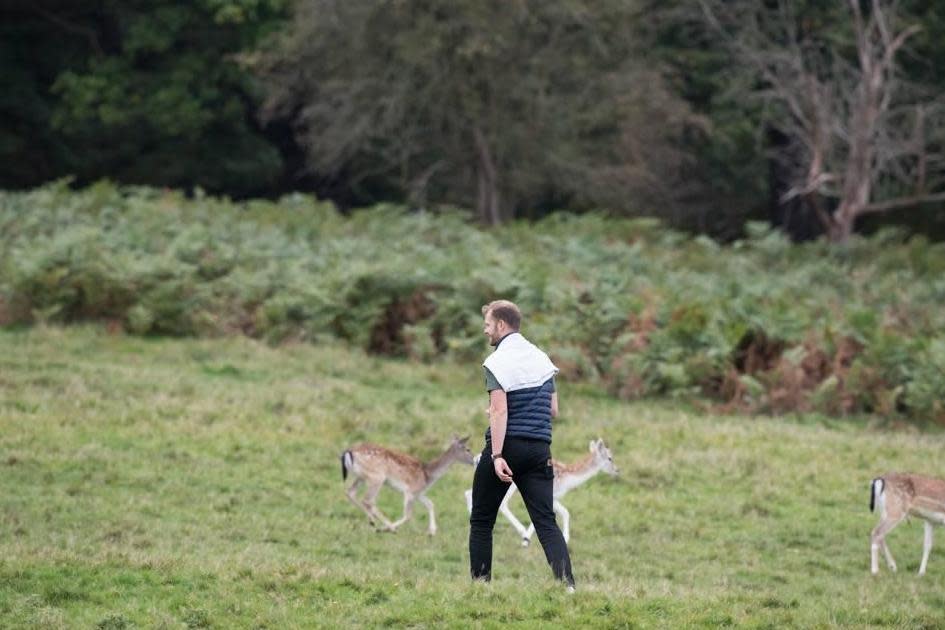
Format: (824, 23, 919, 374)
(460, 435, 470, 444)
(589, 440, 596, 451)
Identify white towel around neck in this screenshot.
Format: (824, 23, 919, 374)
(483, 332, 558, 392)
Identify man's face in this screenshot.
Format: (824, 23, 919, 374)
(483, 311, 506, 346)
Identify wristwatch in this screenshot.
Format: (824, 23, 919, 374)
(491, 453, 504, 461)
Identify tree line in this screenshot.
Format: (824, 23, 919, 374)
(3, 0, 944, 241)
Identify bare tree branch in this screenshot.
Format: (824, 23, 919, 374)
(703, 0, 943, 242)
(863, 192, 945, 214)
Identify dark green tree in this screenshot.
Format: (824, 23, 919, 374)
(641, 0, 774, 239)
(0, 0, 287, 196)
(254, 0, 701, 224)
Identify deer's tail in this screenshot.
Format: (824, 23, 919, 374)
(341, 450, 354, 481)
(870, 477, 885, 512)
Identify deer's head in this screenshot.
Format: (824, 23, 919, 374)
(449, 435, 476, 465)
(590, 438, 619, 476)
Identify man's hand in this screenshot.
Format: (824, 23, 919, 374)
(493, 457, 513, 483)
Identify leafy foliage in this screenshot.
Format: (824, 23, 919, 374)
(253, 0, 698, 222)
(0, 1, 286, 196)
(3, 183, 945, 421)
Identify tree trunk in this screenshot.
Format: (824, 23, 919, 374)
(828, 204, 856, 242)
(829, 35, 880, 243)
(831, 164, 871, 242)
(474, 127, 501, 226)
(831, 171, 871, 242)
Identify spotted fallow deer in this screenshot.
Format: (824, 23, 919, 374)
(464, 438, 619, 545)
(870, 473, 945, 576)
(341, 436, 474, 535)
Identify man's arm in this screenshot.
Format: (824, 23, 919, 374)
(489, 389, 513, 482)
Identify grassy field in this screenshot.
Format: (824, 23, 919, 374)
(1, 326, 945, 628)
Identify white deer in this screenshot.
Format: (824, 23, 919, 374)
(870, 473, 945, 576)
(465, 438, 619, 545)
(341, 436, 475, 535)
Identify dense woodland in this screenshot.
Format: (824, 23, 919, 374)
(3, 0, 945, 240)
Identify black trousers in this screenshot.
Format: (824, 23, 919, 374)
(468, 437, 574, 586)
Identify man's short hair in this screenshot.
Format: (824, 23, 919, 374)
(482, 300, 521, 331)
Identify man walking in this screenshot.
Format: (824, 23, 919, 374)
(468, 300, 575, 590)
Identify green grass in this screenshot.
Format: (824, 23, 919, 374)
(2, 326, 945, 628)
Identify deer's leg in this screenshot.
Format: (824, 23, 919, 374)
(345, 477, 363, 505)
(388, 492, 416, 532)
(871, 514, 905, 574)
(881, 539, 899, 573)
(919, 521, 934, 576)
(418, 495, 437, 536)
(523, 522, 535, 546)
(498, 484, 529, 543)
(345, 477, 378, 526)
(464, 488, 473, 513)
(362, 478, 395, 531)
(553, 499, 571, 544)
